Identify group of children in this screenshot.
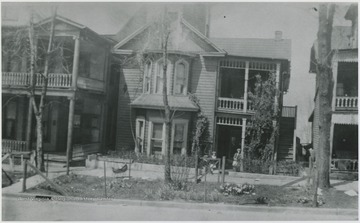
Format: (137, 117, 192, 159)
(201, 147, 242, 173)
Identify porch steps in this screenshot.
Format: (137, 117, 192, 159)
(278, 117, 296, 161)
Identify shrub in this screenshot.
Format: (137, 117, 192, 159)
(276, 160, 302, 176)
(219, 183, 255, 196)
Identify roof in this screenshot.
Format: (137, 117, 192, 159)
(210, 38, 291, 60)
(36, 15, 112, 45)
(112, 18, 226, 56)
(131, 94, 199, 112)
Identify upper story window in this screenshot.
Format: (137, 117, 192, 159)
(174, 60, 189, 95)
(154, 59, 171, 94)
(143, 60, 152, 93)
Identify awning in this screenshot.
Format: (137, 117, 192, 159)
(332, 113, 358, 125)
(131, 94, 199, 112)
(334, 49, 358, 63)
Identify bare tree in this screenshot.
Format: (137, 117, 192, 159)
(315, 3, 335, 189)
(27, 9, 58, 171)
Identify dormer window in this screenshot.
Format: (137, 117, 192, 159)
(143, 60, 152, 93)
(174, 60, 189, 95)
(154, 59, 171, 94)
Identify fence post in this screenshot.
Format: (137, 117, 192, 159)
(22, 161, 28, 192)
(104, 161, 107, 197)
(128, 159, 131, 179)
(221, 156, 226, 185)
(217, 158, 221, 183)
(9, 155, 14, 172)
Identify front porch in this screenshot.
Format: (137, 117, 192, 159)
(331, 124, 358, 172)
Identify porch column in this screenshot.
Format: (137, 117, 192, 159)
(331, 60, 338, 110)
(329, 122, 335, 169)
(66, 96, 75, 175)
(244, 61, 249, 112)
(25, 96, 33, 151)
(274, 63, 281, 112)
(241, 118, 246, 172)
(72, 36, 80, 89)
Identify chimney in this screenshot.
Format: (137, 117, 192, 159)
(275, 31, 282, 40)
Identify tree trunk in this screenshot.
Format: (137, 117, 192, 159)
(28, 9, 57, 172)
(162, 7, 172, 183)
(316, 3, 335, 189)
(35, 116, 45, 171)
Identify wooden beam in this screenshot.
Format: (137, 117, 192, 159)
(25, 96, 33, 151)
(72, 37, 80, 89)
(244, 61, 249, 113)
(66, 97, 75, 175)
(26, 161, 67, 196)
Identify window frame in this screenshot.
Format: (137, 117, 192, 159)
(174, 59, 189, 95)
(154, 58, 171, 94)
(135, 117, 146, 153)
(143, 60, 152, 94)
(171, 120, 189, 155)
(148, 121, 165, 156)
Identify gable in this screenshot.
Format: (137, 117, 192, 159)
(114, 19, 224, 55)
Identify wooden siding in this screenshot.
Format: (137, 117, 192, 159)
(189, 57, 218, 140)
(115, 68, 143, 150)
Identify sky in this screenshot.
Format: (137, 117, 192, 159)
(2, 2, 353, 143)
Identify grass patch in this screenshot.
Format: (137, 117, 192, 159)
(26, 174, 358, 209)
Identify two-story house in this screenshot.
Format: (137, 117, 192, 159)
(309, 4, 358, 171)
(2, 15, 115, 161)
(110, 5, 295, 163)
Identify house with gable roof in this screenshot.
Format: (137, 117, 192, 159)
(308, 3, 358, 172)
(110, 4, 295, 162)
(2, 14, 116, 161)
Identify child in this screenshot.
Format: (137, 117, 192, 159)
(232, 148, 241, 171)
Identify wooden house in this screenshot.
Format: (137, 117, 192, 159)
(309, 4, 358, 172)
(110, 5, 295, 162)
(2, 15, 115, 160)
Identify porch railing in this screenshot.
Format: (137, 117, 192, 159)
(217, 97, 254, 113)
(2, 139, 27, 154)
(2, 72, 72, 88)
(331, 159, 358, 172)
(335, 96, 358, 110)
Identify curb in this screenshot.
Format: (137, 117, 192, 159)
(3, 192, 358, 217)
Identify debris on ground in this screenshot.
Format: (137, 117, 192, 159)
(344, 190, 358, 197)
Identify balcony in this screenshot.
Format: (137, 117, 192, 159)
(2, 139, 27, 154)
(335, 96, 358, 110)
(2, 72, 72, 89)
(217, 97, 254, 114)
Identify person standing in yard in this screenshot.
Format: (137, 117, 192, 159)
(232, 148, 241, 171)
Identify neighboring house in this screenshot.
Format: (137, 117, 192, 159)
(2, 15, 116, 160)
(309, 4, 358, 171)
(111, 5, 295, 162)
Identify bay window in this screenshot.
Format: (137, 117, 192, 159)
(174, 60, 189, 95)
(136, 117, 145, 153)
(155, 59, 171, 94)
(143, 61, 152, 93)
(150, 122, 164, 155)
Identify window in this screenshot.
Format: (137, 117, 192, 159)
(155, 60, 171, 94)
(79, 52, 91, 77)
(150, 122, 164, 155)
(136, 118, 145, 153)
(171, 121, 188, 155)
(143, 61, 152, 93)
(174, 60, 189, 95)
(2, 102, 17, 139)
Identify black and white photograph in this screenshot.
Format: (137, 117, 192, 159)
(1, 1, 358, 221)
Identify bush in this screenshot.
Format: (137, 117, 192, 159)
(219, 183, 255, 196)
(276, 160, 302, 176)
